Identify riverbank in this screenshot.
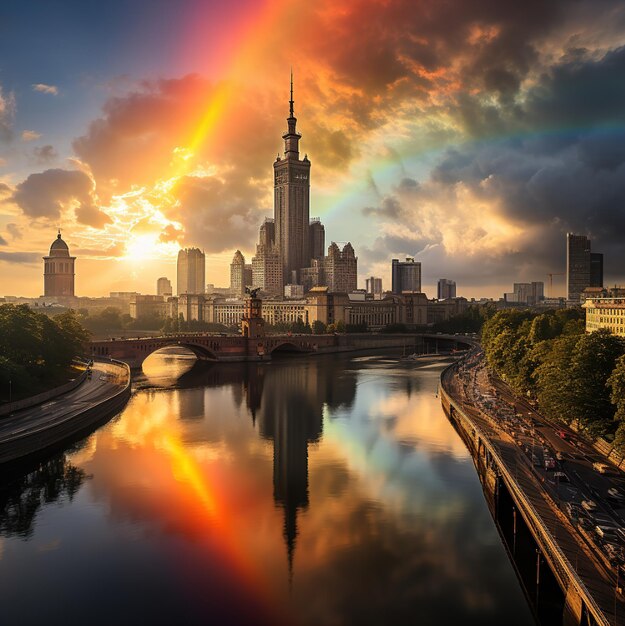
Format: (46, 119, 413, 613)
(440, 352, 625, 626)
(0, 359, 130, 464)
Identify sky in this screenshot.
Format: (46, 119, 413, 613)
(1, 0, 625, 299)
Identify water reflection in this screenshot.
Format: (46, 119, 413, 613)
(0, 353, 534, 626)
(0, 454, 86, 538)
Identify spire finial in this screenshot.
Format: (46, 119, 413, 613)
(289, 67, 294, 118)
(57, 228, 61, 239)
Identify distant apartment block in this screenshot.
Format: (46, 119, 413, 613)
(365, 276, 383, 296)
(437, 279, 456, 300)
(391, 258, 421, 294)
(157, 277, 172, 297)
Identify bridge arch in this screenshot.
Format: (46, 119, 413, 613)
(269, 341, 313, 356)
(139, 341, 219, 366)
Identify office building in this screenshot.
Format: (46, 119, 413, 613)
(274, 74, 311, 284)
(567, 234, 591, 301)
(437, 279, 456, 300)
(43, 230, 75, 297)
(391, 257, 421, 294)
(309, 219, 325, 261)
(323, 242, 357, 293)
(365, 277, 383, 296)
(591, 253, 604, 288)
(252, 243, 283, 296)
(230, 250, 247, 296)
(177, 248, 205, 295)
(156, 277, 172, 297)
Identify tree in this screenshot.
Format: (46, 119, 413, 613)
(312, 320, 326, 334)
(336, 320, 346, 333)
(608, 355, 625, 451)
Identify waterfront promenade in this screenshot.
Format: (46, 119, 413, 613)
(441, 353, 625, 626)
(0, 360, 130, 464)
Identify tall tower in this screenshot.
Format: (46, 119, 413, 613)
(274, 71, 311, 285)
(43, 230, 75, 297)
(177, 248, 205, 295)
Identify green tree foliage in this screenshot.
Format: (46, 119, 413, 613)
(608, 355, 625, 451)
(312, 320, 326, 334)
(432, 303, 496, 334)
(0, 304, 90, 401)
(482, 308, 625, 438)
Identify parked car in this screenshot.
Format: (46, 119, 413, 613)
(581, 499, 598, 512)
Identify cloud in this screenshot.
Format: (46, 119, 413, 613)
(0, 182, 12, 197)
(33, 144, 58, 164)
(0, 86, 15, 141)
(9, 168, 111, 228)
(5, 223, 21, 240)
(32, 83, 58, 96)
(0, 251, 40, 264)
(0, 235, 7, 245)
(21, 130, 41, 142)
(159, 224, 184, 244)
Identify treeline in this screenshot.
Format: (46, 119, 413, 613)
(0, 304, 90, 401)
(482, 309, 625, 446)
(432, 304, 496, 334)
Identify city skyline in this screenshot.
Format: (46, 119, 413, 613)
(1, 0, 625, 299)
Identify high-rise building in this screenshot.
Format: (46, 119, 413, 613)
(366, 276, 383, 296)
(43, 230, 75, 297)
(252, 243, 283, 296)
(391, 258, 421, 294)
(244, 264, 253, 290)
(591, 253, 604, 288)
(566, 234, 591, 301)
(230, 250, 246, 296)
(309, 218, 325, 261)
(177, 248, 205, 295)
(259, 218, 275, 249)
(323, 242, 357, 292)
(274, 73, 311, 284)
(437, 279, 456, 300)
(156, 277, 172, 296)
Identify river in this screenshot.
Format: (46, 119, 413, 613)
(0, 350, 534, 626)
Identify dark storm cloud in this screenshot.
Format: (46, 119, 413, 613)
(9, 168, 111, 228)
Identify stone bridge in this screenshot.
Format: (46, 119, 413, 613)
(89, 332, 466, 369)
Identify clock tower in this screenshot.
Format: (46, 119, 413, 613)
(273, 72, 311, 285)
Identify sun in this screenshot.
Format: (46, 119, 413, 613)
(124, 233, 177, 262)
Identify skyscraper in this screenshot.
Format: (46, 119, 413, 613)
(437, 279, 456, 300)
(323, 242, 357, 292)
(590, 252, 604, 288)
(566, 234, 591, 301)
(177, 248, 205, 295)
(309, 218, 325, 260)
(43, 230, 75, 297)
(252, 242, 283, 296)
(230, 250, 246, 296)
(391, 258, 421, 294)
(156, 277, 172, 296)
(274, 73, 311, 284)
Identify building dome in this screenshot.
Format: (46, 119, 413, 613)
(49, 231, 70, 257)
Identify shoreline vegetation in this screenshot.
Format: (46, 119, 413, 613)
(0, 304, 90, 403)
(481, 309, 625, 451)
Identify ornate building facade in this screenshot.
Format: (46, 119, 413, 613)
(274, 74, 311, 284)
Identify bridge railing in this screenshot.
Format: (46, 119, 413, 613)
(440, 361, 612, 626)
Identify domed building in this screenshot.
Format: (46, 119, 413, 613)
(43, 230, 76, 297)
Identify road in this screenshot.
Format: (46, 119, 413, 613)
(0, 360, 129, 446)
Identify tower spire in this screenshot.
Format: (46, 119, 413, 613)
(289, 67, 294, 118)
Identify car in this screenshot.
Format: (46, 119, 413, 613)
(608, 487, 625, 501)
(553, 471, 570, 483)
(556, 451, 565, 461)
(545, 458, 557, 471)
(593, 462, 611, 475)
(596, 525, 620, 540)
(581, 499, 598, 511)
